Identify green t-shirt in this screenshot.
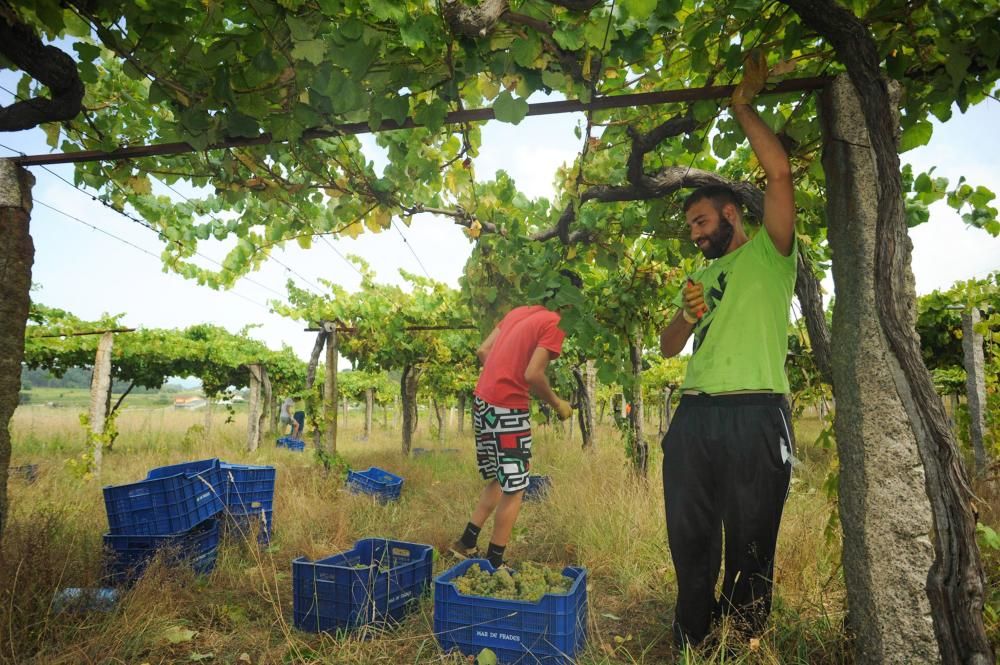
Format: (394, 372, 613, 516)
(675, 228, 797, 394)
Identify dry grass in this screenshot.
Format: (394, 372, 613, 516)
(2, 406, 853, 664)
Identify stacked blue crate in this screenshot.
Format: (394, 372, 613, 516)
(293, 538, 433, 633)
(103, 460, 226, 584)
(145, 459, 277, 543)
(106, 460, 224, 535)
(103, 519, 220, 585)
(221, 462, 276, 543)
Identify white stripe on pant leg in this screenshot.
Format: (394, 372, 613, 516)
(776, 406, 799, 470)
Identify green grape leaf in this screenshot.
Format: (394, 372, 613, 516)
(493, 92, 529, 125)
(899, 120, 933, 153)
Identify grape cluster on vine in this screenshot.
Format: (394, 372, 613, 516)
(452, 562, 572, 602)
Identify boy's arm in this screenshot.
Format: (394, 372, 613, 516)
(524, 347, 571, 419)
(477, 327, 500, 364)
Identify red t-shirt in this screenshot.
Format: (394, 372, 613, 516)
(475, 305, 566, 410)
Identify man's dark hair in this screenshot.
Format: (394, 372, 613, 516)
(683, 184, 742, 218)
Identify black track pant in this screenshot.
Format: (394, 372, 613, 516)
(661, 393, 793, 647)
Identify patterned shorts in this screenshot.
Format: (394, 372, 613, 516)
(473, 396, 532, 494)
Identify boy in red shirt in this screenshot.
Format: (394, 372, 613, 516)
(450, 274, 579, 568)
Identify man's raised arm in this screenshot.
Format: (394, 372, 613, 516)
(731, 51, 796, 256)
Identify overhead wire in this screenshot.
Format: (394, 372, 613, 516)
(317, 234, 365, 278)
(0, 82, 327, 297)
(32, 198, 272, 311)
(391, 219, 433, 280)
(0, 94, 282, 311)
(333, 133, 437, 281)
(0, 136, 319, 299)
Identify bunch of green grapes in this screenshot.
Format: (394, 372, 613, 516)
(452, 563, 573, 601)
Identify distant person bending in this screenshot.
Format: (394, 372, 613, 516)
(280, 396, 300, 438)
(657, 51, 797, 649)
(449, 273, 580, 569)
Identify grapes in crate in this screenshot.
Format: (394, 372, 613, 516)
(452, 562, 573, 602)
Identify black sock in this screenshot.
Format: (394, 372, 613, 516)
(460, 522, 481, 549)
(486, 542, 506, 568)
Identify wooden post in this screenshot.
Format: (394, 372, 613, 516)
(246, 364, 264, 452)
(457, 393, 466, 434)
(305, 328, 327, 389)
(364, 387, 373, 440)
(573, 361, 596, 451)
(962, 309, 988, 474)
(323, 323, 338, 453)
(627, 334, 648, 476)
(661, 386, 674, 435)
(434, 399, 445, 444)
(101, 374, 116, 451)
(88, 332, 114, 474)
(401, 365, 421, 455)
(261, 367, 272, 436)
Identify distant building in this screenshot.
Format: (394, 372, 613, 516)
(173, 396, 207, 409)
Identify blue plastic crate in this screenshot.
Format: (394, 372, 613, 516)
(221, 463, 275, 514)
(346, 467, 403, 502)
(103, 518, 219, 585)
(146, 458, 220, 481)
(277, 436, 305, 452)
(434, 560, 588, 665)
(8, 464, 39, 483)
(104, 465, 225, 536)
(147, 457, 226, 500)
(524, 475, 552, 502)
(293, 538, 433, 633)
(225, 508, 273, 544)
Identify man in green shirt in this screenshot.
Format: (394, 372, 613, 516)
(658, 51, 797, 649)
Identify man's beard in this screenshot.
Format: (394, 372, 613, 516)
(700, 216, 735, 259)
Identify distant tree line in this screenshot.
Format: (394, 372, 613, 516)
(19, 366, 183, 394)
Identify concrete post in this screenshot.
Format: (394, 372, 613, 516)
(88, 332, 114, 474)
(961, 309, 988, 474)
(821, 74, 938, 663)
(0, 160, 34, 548)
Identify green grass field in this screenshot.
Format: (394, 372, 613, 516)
(2, 404, 995, 664)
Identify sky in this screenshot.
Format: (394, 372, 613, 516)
(1, 83, 998, 363)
